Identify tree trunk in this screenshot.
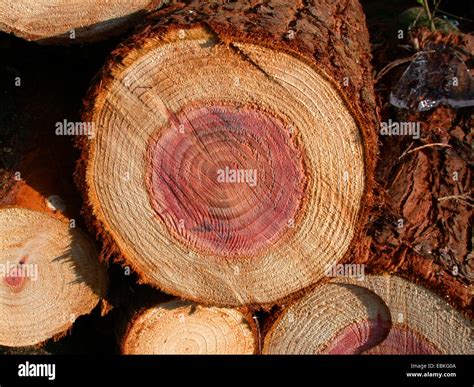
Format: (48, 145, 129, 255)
(0, 0, 174, 43)
(121, 299, 257, 354)
(77, 0, 378, 307)
(262, 275, 473, 354)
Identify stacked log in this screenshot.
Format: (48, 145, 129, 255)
(122, 300, 257, 354)
(77, 0, 378, 307)
(263, 275, 473, 354)
(0, 207, 107, 347)
(0, 0, 175, 43)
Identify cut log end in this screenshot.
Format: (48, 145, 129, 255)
(81, 22, 370, 306)
(0, 207, 107, 347)
(122, 300, 256, 354)
(0, 0, 167, 42)
(263, 276, 473, 355)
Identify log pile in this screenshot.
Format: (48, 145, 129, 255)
(0, 207, 107, 347)
(0, 0, 471, 355)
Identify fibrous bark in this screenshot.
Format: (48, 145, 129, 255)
(263, 275, 473, 354)
(122, 299, 257, 354)
(77, 0, 378, 306)
(364, 30, 473, 315)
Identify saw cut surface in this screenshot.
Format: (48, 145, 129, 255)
(263, 275, 473, 354)
(122, 300, 256, 354)
(0, 0, 160, 41)
(0, 207, 106, 347)
(84, 27, 365, 306)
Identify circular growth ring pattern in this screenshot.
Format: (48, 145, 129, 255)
(0, 207, 106, 347)
(84, 27, 366, 306)
(122, 300, 256, 354)
(147, 104, 306, 257)
(263, 275, 472, 354)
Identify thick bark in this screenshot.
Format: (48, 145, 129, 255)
(359, 30, 474, 316)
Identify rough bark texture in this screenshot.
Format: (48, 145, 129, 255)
(76, 0, 379, 307)
(364, 111, 473, 317)
(145, 0, 379, 172)
(358, 30, 473, 317)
